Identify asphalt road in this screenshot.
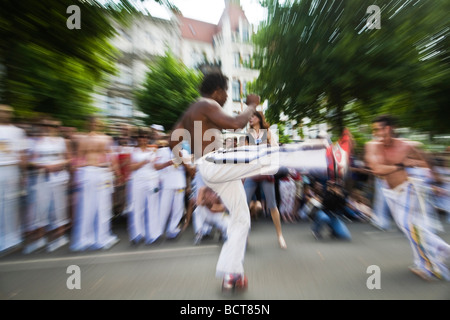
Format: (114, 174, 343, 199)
(1, 216, 449, 300)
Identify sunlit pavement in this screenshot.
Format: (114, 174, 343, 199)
(1, 217, 449, 300)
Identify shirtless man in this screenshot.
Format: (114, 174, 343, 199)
(365, 115, 450, 281)
(170, 72, 262, 294)
(70, 117, 120, 251)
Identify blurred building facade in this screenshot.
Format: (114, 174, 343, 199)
(94, 0, 259, 129)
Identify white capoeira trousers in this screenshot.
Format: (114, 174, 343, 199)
(128, 177, 161, 243)
(0, 165, 22, 253)
(193, 205, 229, 236)
(382, 179, 450, 280)
(198, 153, 279, 278)
(199, 142, 348, 278)
(159, 188, 185, 238)
(25, 170, 70, 232)
(70, 166, 118, 251)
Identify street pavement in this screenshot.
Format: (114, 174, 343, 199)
(1, 216, 449, 300)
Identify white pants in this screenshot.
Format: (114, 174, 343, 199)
(382, 179, 450, 280)
(372, 178, 393, 230)
(70, 167, 118, 251)
(25, 170, 70, 232)
(193, 206, 229, 236)
(128, 177, 161, 243)
(159, 188, 185, 238)
(0, 165, 22, 252)
(198, 154, 279, 278)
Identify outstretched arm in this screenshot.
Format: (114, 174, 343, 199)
(206, 95, 260, 130)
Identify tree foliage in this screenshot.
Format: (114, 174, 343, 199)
(136, 51, 203, 131)
(0, 0, 173, 128)
(253, 0, 450, 136)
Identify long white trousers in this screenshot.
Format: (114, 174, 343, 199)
(382, 179, 450, 280)
(0, 165, 22, 253)
(128, 177, 161, 243)
(198, 154, 279, 278)
(25, 170, 70, 232)
(159, 188, 185, 238)
(70, 167, 118, 251)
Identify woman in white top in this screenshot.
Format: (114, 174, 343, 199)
(25, 118, 70, 253)
(128, 129, 173, 244)
(244, 111, 287, 249)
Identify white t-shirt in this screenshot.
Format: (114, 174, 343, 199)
(31, 136, 67, 166)
(131, 147, 159, 181)
(0, 124, 26, 166)
(156, 147, 186, 189)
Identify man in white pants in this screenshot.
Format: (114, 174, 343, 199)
(365, 115, 450, 281)
(157, 144, 189, 239)
(70, 117, 120, 251)
(0, 105, 26, 255)
(170, 72, 351, 294)
(170, 72, 261, 294)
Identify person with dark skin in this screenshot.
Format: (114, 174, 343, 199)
(365, 114, 450, 281)
(169, 72, 261, 294)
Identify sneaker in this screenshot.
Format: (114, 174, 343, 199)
(23, 237, 47, 254)
(47, 235, 69, 252)
(221, 274, 248, 295)
(102, 237, 120, 250)
(194, 232, 203, 245)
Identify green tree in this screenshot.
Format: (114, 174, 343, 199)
(0, 0, 176, 128)
(253, 0, 450, 136)
(136, 51, 203, 131)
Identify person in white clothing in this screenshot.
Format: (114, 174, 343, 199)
(128, 129, 174, 245)
(169, 72, 262, 294)
(365, 115, 450, 281)
(193, 186, 229, 245)
(0, 105, 26, 255)
(156, 142, 190, 239)
(24, 118, 70, 253)
(70, 117, 120, 252)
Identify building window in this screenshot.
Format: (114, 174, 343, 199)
(232, 80, 241, 102)
(118, 97, 133, 118)
(242, 54, 251, 68)
(242, 24, 250, 42)
(233, 52, 241, 68)
(107, 96, 117, 116)
(115, 64, 133, 86)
